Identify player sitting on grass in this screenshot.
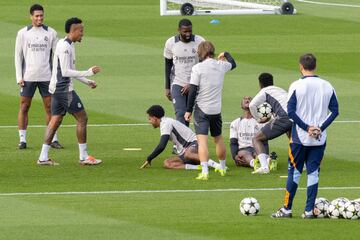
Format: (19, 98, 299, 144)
(140, 105, 221, 170)
(230, 96, 278, 170)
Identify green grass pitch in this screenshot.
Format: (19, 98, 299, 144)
(0, 0, 359, 239)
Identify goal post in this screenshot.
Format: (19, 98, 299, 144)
(160, 0, 296, 16)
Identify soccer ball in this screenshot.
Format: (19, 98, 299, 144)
(239, 197, 260, 216)
(257, 102, 272, 119)
(342, 201, 360, 220)
(327, 197, 350, 219)
(313, 197, 329, 218)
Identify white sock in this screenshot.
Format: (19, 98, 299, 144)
(219, 159, 226, 170)
(282, 208, 292, 213)
(39, 144, 50, 161)
(249, 159, 255, 168)
(185, 164, 199, 170)
(258, 153, 269, 169)
(208, 159, 220, 169)
(201, 162, 209, 174)
(19, 130, 26, 143)
(52, 132, 58, 142)
(79, 143, 89, 160)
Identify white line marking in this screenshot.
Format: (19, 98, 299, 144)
(0, 120, 358, 129)
(0, 186, 359, 197)
(296, 0, 360, 8)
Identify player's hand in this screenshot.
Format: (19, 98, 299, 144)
(18, 80, 25, 87)
(139, 160, 151, 169)
(91, 66, 101, 74)
(165, 89, 172, 101)
(181, 84, 190, 95)
(259, 116, 270, 123)
(217, 52, 225, 61)
(308, 126, 321, 140)
(184, 112, 192, 122)
(88, 80, 97, 89)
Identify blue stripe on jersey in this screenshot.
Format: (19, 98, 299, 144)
(320, 91, 339, 131)
(287, 90, 309, 131)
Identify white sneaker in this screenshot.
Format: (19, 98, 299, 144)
(79, 156, 102, 165)
(37, 159, 59, 166)
(252, 166, 269, 174)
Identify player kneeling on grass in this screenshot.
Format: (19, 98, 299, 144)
(230, 96, 276, 170)
(37, 17, 102, 166)
(140, 105, 222, 170)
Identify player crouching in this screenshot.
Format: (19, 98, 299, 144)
(140, 105, 221, 171)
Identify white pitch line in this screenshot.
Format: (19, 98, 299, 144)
(296, 0, 360, 8)
(0, 120, 359, 129)
(0, 186, 360, 197)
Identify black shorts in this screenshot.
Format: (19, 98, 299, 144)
(20, 81, 51, 97)
(179, 141, 199, 165)
(51, 91, 85, 116)
(261, 117, 292, 140)
(193, 106, 222, 137)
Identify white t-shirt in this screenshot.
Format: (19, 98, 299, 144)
(230, 117, 264, 149)
(163, 35, 204, 87)
(249, 85, 289, 122)
(15, 25, 57, 83)
(160, 117, 197, 156)
(49, 38, 94, 94)
(190, 58, 232, 115)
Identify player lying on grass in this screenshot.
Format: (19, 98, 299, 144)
(140, 105, 221, 170)
(230, 96, 276, 169)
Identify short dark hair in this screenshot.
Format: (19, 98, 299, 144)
(178, 18, 192, 28)
(65, 17, 82, 33)
(30, 4, 43, 15)
(300, 53, 316, 71)
(258, 73, 273, 88)
(147, 105, 165, 118)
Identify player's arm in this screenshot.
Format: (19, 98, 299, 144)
(14, 31, 24, 85)
(58, 45, 99, 78)
(287, 90, 309, 131)
(76, 77, 97, 88)
(141, 135, 170, 168)
(319, 90, 339, 132)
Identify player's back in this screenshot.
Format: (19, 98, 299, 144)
(191, 58, 232, 115)
(160, 117, 196, 155)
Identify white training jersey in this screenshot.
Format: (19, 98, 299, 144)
(49, 38, 94, 94)
(287, 76, 338, 146)
(249, 85, 289, 122)
(230, 117, 264, 149)
(160, 117, 197, 156)
(15, 25, 57, 83)
(190, 58, 232, 115)
(163, 34, 205, 87)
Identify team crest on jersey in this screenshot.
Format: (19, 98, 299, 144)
(192, 48, 196, 53)
(44, 36, 48, 41)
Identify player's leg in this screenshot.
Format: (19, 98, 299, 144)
(171, 84, 188, 127)
(252, 129, 270, 172)
(163, 156, 185, 169)
(70, 91, 101, 165)
(303, 145, 325, 218)
(193, 107, 210, 180)
(38, 114, 63, 165)
(272, 142, 305, 218)
(210, 113, 227, 176)
(17, 81, 36, 149)
(39, 82, 63, 149)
